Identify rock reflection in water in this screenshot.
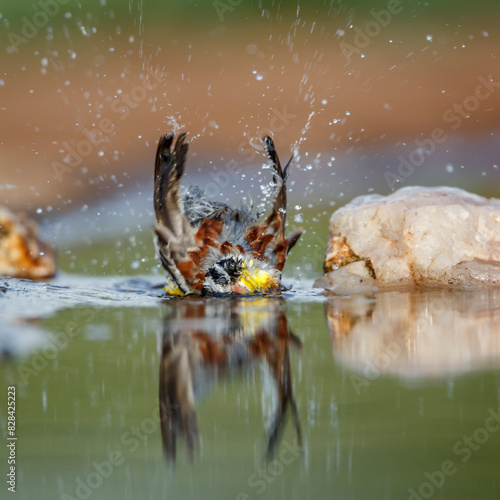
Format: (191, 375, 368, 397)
(326, 289, 500, 379)
(159, 296, 302, 463)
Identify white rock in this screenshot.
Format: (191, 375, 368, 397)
(316, 186, 500, 290)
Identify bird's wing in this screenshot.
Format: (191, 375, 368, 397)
(257, 136, 303, 270)
(154, 133, 197, 293)
(263, 135, 290, 235)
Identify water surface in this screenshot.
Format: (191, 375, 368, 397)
(2, 277, 500, 500)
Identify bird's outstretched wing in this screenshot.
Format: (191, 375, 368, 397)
(263, 135, 291, 235)
(259, 136, 303, 270)
(154, 133, 196, 293)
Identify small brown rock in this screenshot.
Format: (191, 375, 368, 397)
(0, 206, 56, 280)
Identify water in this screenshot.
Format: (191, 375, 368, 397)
(2, 275, 500, 500)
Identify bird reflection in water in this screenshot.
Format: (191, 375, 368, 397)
(158, 296, 302, 463)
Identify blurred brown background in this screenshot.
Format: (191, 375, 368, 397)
(2, 0, 500, 214)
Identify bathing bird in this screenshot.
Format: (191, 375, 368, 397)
(153, 132, 302, 295)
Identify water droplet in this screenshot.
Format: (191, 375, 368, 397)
(246, 44, 258, 55)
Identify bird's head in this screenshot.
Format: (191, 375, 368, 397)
(203, 255, 280, 295)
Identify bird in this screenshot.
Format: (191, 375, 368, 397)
(153, 132, 303, 295)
